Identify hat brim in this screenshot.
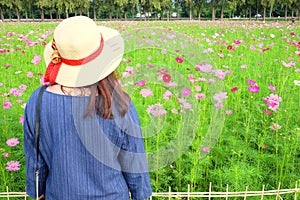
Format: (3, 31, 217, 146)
(44, 26, 124, 87)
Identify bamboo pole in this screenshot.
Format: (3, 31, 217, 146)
(261, 185, 265, 200)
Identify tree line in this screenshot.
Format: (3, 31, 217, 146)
(0, 0, 299, 22)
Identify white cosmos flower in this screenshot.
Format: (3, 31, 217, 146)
(294, 80, 300, 86)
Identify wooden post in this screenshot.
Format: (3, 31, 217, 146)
(261, 185, 265, 200)
(187, 184, 190, 200)
(294, 181, 298, 200)
(208, 182, 212, 200)
(226, 184, 229, 200)
(168, 186, 171, 200)
(6, 186, 9, 200)
(244, 186, 248, 200)
(276, 183, 281, 200)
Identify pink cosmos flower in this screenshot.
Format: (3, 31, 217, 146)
(201, 147, 210, 153)
(171, 108, 178, 114)
(248, 85, 260, 93)
(2, 153, 9, 158)
(146, 104, 167, 117)
(140, 88, 154, 98)
(31, 55, 41, 65)
(270, 123, 282, 130)
(165, 81, 178, 87)
(134, 80, 146, 87)
(161, 49, 167, 54)
(126, 66, 134, 74)
(268, 84, 277, 92)
(163, 91, 172, 100)
(233, 40, 241, 45)
(122, 58, 131, 62)
(213, 92, 228, 102)
(148, 55, 152, 60)
(6, 138, 19, 146)
(282, 61, 296, 68)
(250, 45, 256, 50)
(195, 93, 205, 99)
(263, 109, 272, 115)
(195, 86, 201, 92)
(26, 71, 34, 78)
(246, 79, 256, 85)
(176, 57, 183, 64)
(0, 82, 3, 86)
(19, 115, 24, 125)
(231, 87, 239, 92)
(6, 161, 20, 171)
(226, 110, 233, 115)
(162, 74, 172, 83)
(19, 84, 27, 91)
(3, 100, 12, 109)
(181, 88, 192, 96)
(214, 103, 224, 109)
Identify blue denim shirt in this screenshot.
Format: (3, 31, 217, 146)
(24, 87, 152, 200)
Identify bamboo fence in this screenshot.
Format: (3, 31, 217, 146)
(1, 182, 299, 199)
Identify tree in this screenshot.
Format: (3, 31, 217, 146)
(36, 0, 50, 21)
(128, 0, 139, 20)
(12, 0, 22, 21)
(185, 0, 194, 20)
(194, 0, 206, 20)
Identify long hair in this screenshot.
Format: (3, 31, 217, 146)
(84, 72, 130, 119)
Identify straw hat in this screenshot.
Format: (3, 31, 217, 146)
(43, 16, 124, 87)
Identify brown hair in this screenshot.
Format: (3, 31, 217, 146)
(84, 72, 130, 119)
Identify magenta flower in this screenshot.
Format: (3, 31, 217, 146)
(134, 80, 146, 87)
(230, 87, 239, 92)
(31, 55, 41, 65)
(19, 115, 24, 125)
(176, 57, 183, 64)
(270, 123, 282, 130)
(248, 85, 260, 93)
(6, 161, 20, 171)
(246, 79, 257, 85)
(162, 73, 172, 83)
(122, 58, 131, 62)
(268, 84, 277, 92)
(6, 138, 19, 146)
(146, 104, 167, 117)
(140, 88, 154, 98)
(263, 109, 272, 115)
(3, 100, 12, 109)
(181, 88, 192, 96)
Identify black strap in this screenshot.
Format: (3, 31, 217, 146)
(35, 86, 47, 171)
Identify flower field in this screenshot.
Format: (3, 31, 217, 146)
(0, 20, 299, 199)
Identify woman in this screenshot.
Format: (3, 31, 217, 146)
(24, 16, 152, 200)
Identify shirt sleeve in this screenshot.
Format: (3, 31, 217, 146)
(23, 88, 48, 198)
(118, 101, 152, 200)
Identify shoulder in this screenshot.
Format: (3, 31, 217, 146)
(25, 86, 47, 110)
